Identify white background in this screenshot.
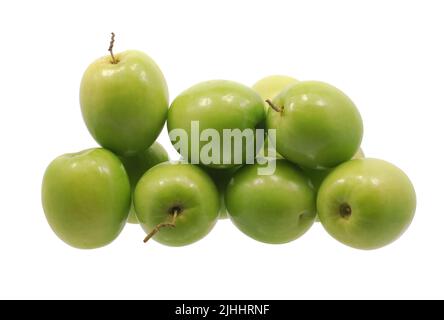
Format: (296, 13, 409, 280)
(0, 0, 443, 299)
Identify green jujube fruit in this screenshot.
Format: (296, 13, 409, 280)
(80, 50, 169, 156)
(226, 160, 316, 244)
(135, 162, 220, 246)
(42, 148, 131, 249)
(266, 81, 363, 169)
(168, 80, 265, 169)
(317, 158, 416, 250)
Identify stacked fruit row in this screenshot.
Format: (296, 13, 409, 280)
(42, 35, 416, 250)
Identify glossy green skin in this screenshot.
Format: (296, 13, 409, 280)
(267, 81, 363, 169)
(168, 80, 265, 169)
(42, 148, 131, 249)
(119, 142, 169, 224)
(80, 50, 169, 156)
(317, 158, 416, 250)
(226, 160, 316, 244)
(202, 166, 242, 219)
(134, 162, 219, 246)
(252, 75, 298, 109)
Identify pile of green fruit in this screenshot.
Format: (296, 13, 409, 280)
(42, 34, 416, 250)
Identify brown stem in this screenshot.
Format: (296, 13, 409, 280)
(143, 210, 179, 243)
(108, 32, 117, 64)
(265, 99, 283, 113)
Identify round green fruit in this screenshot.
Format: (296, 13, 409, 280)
(226, 160, 316, 244)
(167, 80, 265, 169)
(41, 148, 131, 249)
(266, 81, 363, 169)
(317, 158, 416, 250)
(80, 49, 168, 156)
(134, 162, 219, 246)
(119, 142, 169, 224)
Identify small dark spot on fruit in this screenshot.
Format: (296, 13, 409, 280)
(339, 203, 352, 219)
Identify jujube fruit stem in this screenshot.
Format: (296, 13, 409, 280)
(108, 32, 117, 64)
(265, 99, 283, 113)
(143, 210, 179, 243)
